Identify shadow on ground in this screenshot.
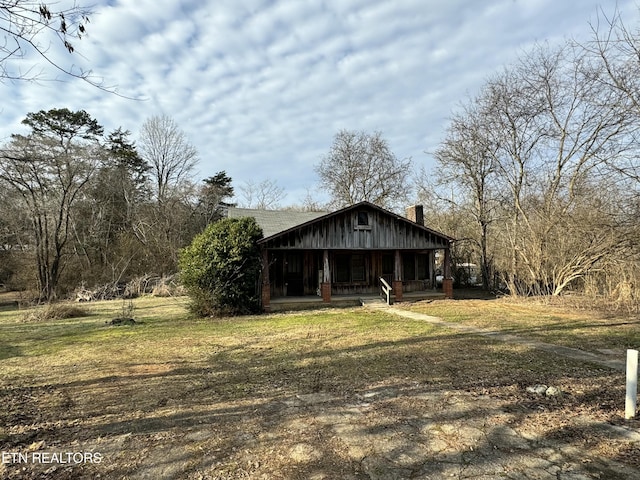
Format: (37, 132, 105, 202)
(1, 308, 639, 479)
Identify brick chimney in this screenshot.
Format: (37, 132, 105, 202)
(406, 205, 424, 226)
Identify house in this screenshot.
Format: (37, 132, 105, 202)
(227, 201, 454, 311)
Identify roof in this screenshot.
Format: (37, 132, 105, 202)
(227, 207, 329, 238)
(228, 202, 455, 245)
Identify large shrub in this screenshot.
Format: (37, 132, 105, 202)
(179, 217, 263, 316)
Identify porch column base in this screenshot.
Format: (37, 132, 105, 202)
(262, 282, 271, 312)
(443, 278, 453, 299)
(321, 282, 331, 303)
(392, 280, 403, 302)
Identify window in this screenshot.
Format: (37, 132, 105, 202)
(400, 254, 430, 281)
(403, 254, 416, 281)
(334, 253, 367, 283)
(352, 254, 366, 282)
(357, 211, 369, 226)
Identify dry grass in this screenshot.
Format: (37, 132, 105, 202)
(409, 295, 640, 353)
(0, 296, 638, 479)
(20, 304, 91, 323)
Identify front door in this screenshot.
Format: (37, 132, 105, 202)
(285, 252, 304, 296)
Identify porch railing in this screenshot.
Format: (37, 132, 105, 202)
(379, 277, 393, 305)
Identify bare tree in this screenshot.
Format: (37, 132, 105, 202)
(0, 185, 30, 287)
(415, 183, 481, 286)
(238, 179, 285, 209)
(139, 114, 198, 204)
(72, 128, 151, 284)
(585, 8, 640, 185)
(299, 187, 328, 212)
(315, 130, 411, 209)
(575, 7, 640, 307)
(137, 114, 199, 274)
(0, 1, 111, 87)
(484, 41, 632, 295)
(431, 97, 499, 289)
(429, 40, 635, 297)
(0, 108, 103, 300)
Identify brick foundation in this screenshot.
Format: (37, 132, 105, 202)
(392, 280, 403, 302)
(443, 278, 453, 299)
(321, 282, 331, 303)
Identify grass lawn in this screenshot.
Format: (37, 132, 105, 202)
(0, 295, 639, 479)
(408, 296, 640, 353)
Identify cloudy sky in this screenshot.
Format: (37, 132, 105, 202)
(1, 0, 638, 206)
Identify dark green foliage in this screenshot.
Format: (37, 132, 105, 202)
(195, 171, 235, 226)
(22, 108, 103, 141)
(179, 217, 263, 317)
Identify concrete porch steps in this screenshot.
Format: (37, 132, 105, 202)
(359, 297, 391, 307)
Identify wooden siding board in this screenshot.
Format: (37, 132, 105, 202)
(260, 206, 450, 250)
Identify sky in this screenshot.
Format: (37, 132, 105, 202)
(1, 0, 638, 206)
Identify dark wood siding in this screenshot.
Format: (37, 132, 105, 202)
(261, 206, 449, 250)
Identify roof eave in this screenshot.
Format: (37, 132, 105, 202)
(257, 201, 455, 245)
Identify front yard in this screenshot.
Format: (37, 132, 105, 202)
(408, 296, 640, 353)
(0, 295, 639, 479)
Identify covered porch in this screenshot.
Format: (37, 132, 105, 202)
(261, 247, 453, 311)
(268, 290, 447, 312)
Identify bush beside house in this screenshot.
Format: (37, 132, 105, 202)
(179, 217, 263, 317)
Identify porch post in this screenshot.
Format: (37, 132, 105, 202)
(321, 249, 331, 303)
(428, 251, 435, 288)
(443, 246, 453, 299)
(261, 248, 271, 311)
(393, 249, 403, 302)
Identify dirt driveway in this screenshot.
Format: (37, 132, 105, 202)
(11, 382, 636, 480)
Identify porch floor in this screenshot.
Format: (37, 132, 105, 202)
(268, 290, 446, 312)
